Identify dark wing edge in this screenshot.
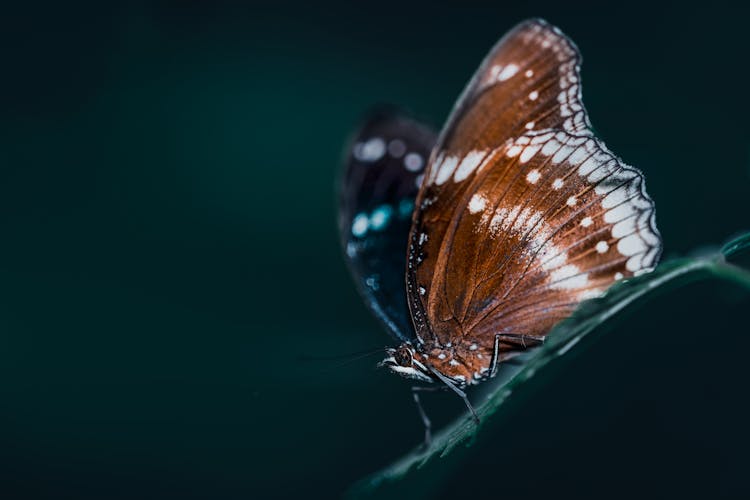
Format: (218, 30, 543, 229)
(338, 109, 437, 342)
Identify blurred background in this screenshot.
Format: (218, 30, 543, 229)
(1, 1, 749, 498)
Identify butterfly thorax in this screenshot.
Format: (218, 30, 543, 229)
(381, 341, 495, 387)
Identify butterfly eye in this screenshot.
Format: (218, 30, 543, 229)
(395, 346, 412, 367)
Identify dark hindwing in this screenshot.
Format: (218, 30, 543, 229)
(339, 110, 437, 342)
(406, 19, 662, 351)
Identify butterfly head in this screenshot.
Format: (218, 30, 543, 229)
(380, 343, 435, 383)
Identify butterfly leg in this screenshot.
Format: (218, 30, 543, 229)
(411, 385, 449, 448)
(496, 333, 545, 348)
(425, 368, 480, 425)
(491, 333, 545, 375)
(411, 386, 434, 448)
(490, 334, 501, 378)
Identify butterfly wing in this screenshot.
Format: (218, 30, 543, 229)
(339, 110, 437, 342)
(406, 19, 662, 351)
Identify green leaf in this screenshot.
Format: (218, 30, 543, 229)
(348, 232, 750, 497)
(721, 232, 750, 259)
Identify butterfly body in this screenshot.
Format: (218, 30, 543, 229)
(340, 19, 662, 422)
(383, 337, 523, 387)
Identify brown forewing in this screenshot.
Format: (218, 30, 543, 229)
(406, 19, 661, 352)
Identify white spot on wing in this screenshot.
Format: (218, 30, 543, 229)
(365, 275, 379, 290)
(352, 214, 368, 237)
(454, 150, 485, 182)
(612, 217, 636, 238)
(520, 145, 541, 163)
(604, 203, 636, 223)
(469, 193, 488, 214)
(627, 255, 643, 272)
(346, 242, 357, 258)
(369, 205, 392, 231)
(602, 187, 628, 209)
(529, 90, 539, 101)
(435, 156, 459, 185)
(541, 249, 567, 271)
(568, 146, 589, 165)
(526, 169, 541, 184)
(550, 264, 588, 289)
(355, 137, 386, 162)
(618, 234, 647, 256)
(506, 145, 523, 158)
(596, 241, 610, 254)
(552, 145, 574, 164)
(580, 216, 593, 227)
(404, 152, 423, 172)
(579, 289, 604, 300)
(552, 178, 564, 189)
(497, 63, 519, 81)
(388, 139, 406, 158)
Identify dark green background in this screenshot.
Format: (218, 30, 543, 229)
(2, 1, 749, 498)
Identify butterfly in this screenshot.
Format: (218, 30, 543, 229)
(338, 19, 662, 440)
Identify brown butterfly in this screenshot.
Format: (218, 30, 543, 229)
(339, 19, 661, 441)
